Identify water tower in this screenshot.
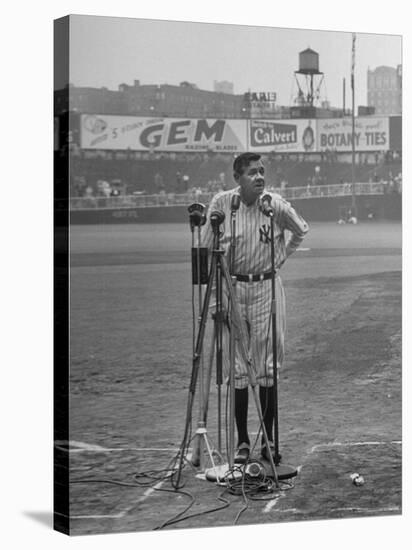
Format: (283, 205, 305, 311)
(294, 48, 325, 107)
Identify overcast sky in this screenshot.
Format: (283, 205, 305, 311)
(68, 15, 402, 109)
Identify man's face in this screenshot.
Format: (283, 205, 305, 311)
(236, 160, 265, 199)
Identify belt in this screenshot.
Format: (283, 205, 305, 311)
(234, 271, 272, 282)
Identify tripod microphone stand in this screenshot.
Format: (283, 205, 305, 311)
(187, 203, 223, 474)
(187, 200, 240, 474)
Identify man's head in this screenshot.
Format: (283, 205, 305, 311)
(233, 152, 265, 203)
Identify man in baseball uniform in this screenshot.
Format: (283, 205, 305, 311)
(202, 152, 309, 464)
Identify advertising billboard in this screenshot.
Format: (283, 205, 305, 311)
(248, 119, 316, 153)
(80, 115, 247, 152)
(317, 117, 390, 151)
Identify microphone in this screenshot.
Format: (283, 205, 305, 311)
(188, 202, 206, 228)
(188, 202, 206, 214)
(258, 193, 274, 217)
(230, 193, 241, 212)
(210, 209, 225, 228)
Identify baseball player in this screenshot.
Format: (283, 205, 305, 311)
(201, 152, 309, 464)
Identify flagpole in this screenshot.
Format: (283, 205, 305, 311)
(351, 33, 357, 217)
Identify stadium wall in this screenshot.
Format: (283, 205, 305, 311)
(69, 194, 401, 224)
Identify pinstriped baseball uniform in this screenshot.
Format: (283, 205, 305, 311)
(202, 187, 309, 389)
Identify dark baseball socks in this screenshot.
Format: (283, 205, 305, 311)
(235, 385, 274, 446)
(235, 387, 250, 446)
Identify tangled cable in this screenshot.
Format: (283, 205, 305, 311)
(224, 463, 275, 496)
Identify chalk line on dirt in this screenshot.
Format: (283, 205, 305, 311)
(62, 439, 180, 521)
(309, 440, 401, 453)
(68, 470, 174, 521)
(55, 440, 180, 453)
(55, 511, 124, 520)
(263, 492, 285, 513)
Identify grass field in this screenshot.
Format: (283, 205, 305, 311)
(59, 221, 402, 535)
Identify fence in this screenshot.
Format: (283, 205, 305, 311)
(69, 181, 391, 211)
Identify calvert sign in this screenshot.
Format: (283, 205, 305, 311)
(317, 117, 389, 151)
(80, 115, 247, 152)
(248, 119, 316, 152)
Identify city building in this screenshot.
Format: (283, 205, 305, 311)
(213, 80, 234, 94)
(55, 80, 245, 118)
(55, 80, 345, 119)
(367, 65, 402, 115)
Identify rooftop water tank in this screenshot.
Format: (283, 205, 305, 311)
(298, 48, 320, 74)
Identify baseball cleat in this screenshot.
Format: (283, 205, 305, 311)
(234, 442, 250, 464)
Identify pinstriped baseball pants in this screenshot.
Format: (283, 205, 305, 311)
(222, 276, 286, 389)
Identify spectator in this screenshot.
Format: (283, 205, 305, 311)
(182, 174, 190, 192)
(175, 171, 183, 192)
(73, 176, 86, 197)
(154, 172, 164, 193)
(188, 186, 197, 201)
(158, 188, 168, 205)
(85, 185, 94, 197)
(365, 203, 375, 220)
(97, 179, 111, 197)
(194, 187, 202, 201)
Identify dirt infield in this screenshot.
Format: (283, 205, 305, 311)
(61, 222, 401, 535)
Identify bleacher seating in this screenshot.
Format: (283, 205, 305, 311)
(70, 151, 401, 197)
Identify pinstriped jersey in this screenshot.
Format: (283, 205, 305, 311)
(201, 187, 309, 274)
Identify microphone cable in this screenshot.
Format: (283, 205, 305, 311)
(153, 491, 230, 530)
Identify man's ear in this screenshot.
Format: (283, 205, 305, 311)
(233, 172, 239, 182)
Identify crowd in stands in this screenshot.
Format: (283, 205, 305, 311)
(68, 147, 402, 200)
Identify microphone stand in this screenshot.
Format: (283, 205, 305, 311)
(268, 209, 281, 465)
(214, 223, 224, 454)
(193, 219, 206, 468)
(189, 206, 221, 471)
(264, 199, 298, 480)
(228, 201, 239, 468)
